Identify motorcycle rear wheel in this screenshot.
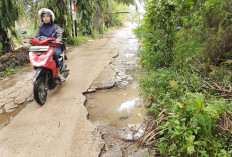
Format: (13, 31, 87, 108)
(34, 76, 47, 105)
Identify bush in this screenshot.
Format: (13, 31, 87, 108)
(107, 1, 129, 27)
(135, 0, 232, 155)
(156, 93, 231, 156)
(66, 35, 93, 46)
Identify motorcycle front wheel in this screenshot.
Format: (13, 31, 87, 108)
(34, 76, 47, 105)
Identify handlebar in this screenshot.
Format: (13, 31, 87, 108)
(30, 37, 62, 45)
(47, 40, 55, 43)
(47, 40, 63, 44)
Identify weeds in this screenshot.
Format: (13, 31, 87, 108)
(136, 0, 232, 156)
(0, 64, 29, 77)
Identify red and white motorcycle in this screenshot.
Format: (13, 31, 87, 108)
(29, 37, 69, 105)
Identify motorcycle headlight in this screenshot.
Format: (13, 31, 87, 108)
(29, 50, 53, 67)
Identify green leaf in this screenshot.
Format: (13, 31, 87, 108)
(203, 107, 219, 118)
(176, 102, 184, 108)
(184, 0, 195, 6)
(174, 120, 180, 125)
(187, 145, 195, 155)
(186, 135, 195, 143)
(168, 5, 175, 11)
(191, 93, 205, 110)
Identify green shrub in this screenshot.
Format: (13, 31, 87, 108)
(140, 68, 175, 100)
(140, 68, 204, 105)
(68, 36, 91, 45)
(156, 93, 231, 156)
(135, 0, 232, 155)
(107, 1, 129, 27)
(0, 64, 29, 77)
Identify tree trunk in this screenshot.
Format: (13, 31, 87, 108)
(0, 23, 12, 55)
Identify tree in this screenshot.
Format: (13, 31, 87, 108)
(76, 0, 96, 35)
(75, 0, 132, 35)
(116, 0, 134, 5)
(0, 0, 21, 55)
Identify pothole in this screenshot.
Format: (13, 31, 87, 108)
(84, 65, 148, 156)
(85, 82, 145, 128)
(0, 103, 29, 129)
(83, 24, 149, 156)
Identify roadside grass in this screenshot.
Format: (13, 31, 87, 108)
(0, 64, 30, 77)
(134, 2, 232, 155)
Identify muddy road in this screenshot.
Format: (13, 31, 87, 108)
(0, 24, 146, 157)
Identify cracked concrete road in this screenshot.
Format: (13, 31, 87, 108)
(0, 28, 122, 156)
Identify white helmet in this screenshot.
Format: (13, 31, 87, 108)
(38, 8, 55, 22)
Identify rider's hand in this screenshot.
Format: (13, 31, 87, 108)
(56, 38, 62, 43)
(23, 39, 30, 43)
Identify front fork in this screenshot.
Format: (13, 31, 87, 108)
(45, 73, 49, 91)
(33, 68, 49, 91)
(33, 68, 42, 83)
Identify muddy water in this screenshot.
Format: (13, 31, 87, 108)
(85, 23, 146, 128)
(0, 104, 27, 129)
(86, 83, 146, 128)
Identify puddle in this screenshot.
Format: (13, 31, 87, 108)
(0, 104, 27, 129)
(125, 53, 135, 59)
(86, 83, 146, 128)
(85, 23, 146, 128)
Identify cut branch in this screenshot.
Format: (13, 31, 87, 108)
(224, 0, 232, 13)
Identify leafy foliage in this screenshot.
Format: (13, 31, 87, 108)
(76, 0, 96, 35)
(76, 0, 129, 35)
(157, 93, 230, 156)
(0, 0, 130, 55)
(106, 1, 129, 27)
(0, 0, 21, 54)
(136, 0, 232, 155)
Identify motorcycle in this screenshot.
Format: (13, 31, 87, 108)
(28, 37, 69, 105)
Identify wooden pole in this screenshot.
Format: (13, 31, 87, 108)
(73, 1, 77, 37)
(69, 0, 74, 37)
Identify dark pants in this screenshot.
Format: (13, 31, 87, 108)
(53, 46, 62, 68)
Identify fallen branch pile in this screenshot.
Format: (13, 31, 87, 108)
(0, 47, 29, 72)
(139, 109, 173, 146)
(218, 111, 232, 137)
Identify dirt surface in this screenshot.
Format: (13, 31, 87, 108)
(0, 68, 33, 115)
(0, 28, 122, 156)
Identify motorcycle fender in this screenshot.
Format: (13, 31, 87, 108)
(33, 68, 46, 82)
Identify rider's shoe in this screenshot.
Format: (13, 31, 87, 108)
(59, 75, 65, 82)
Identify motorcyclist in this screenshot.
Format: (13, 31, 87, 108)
(35, 8, 65, 82)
